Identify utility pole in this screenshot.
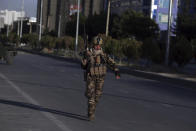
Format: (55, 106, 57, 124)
(75, 0, 80, 54)
(58, 15, 61, 38)
(106, 0, 111, 37)
(17, 20, 20, 36)
(165, 0, 173, 65)
(6, 25, 9, 37)
(29, 22, 32, 34)
(39, 0, 43, 41)
(20, 0, 24, 39)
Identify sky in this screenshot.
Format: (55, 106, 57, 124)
(0, 0, 37, 17)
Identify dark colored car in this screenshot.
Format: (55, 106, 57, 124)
(0, 42, 17, 65)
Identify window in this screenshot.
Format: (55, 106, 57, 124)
(159, 13, 168, 23)
(159, 0, 169, 8)
(153, 9, 157, 20)
(154, 0, 159, 5)
(153, 15, 156, 20)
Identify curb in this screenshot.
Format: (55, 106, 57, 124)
(18, 49, 196, 89)
(120, 67, 196, 89)
(18, 48, 80, 64)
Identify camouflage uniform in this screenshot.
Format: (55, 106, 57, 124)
(81, 36, 120, 121)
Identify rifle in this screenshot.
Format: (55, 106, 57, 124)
(79, 23, 88, 58)
(80, 23, 89, 81)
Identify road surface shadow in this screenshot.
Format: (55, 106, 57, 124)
(7, 79, 196, 110)
(0, 99, 89, 121)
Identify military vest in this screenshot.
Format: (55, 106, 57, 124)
(87, 49, 107, 77)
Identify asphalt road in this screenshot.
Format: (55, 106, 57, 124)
(0, 52, 196, 131)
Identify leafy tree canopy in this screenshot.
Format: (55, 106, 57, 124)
(111, 9, 159, 40)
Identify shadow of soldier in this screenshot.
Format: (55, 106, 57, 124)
(0, 99, 89, 121)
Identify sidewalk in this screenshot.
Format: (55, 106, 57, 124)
(120, 65, 196, 89)
(18, 49, 196, 89)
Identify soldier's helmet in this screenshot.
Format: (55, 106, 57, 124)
(93, 36, 103, 45)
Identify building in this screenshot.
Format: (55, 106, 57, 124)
(37, 0, 70, 36)
(151, 0, 179, 31)
(0, 10, 25, 28)
(37, 0, 106, 36)
(0, 17, 4, 29)
(109, 0, 152, 16)
(13, 17, 37, 34)
(81, 0, 106, 17)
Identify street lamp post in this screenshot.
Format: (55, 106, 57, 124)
(106, 0, 111, 37)
(7, 25, 9, 37)
(75, 0, 80, 55)
(17, 20, 20, 36)
(39, 0, 43, 41)
(58, 15, 61, 38)
(165, 0, 173, 65)
(20, 0, 24, 39)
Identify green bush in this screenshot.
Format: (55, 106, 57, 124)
(102, 36, 113, 55)
(112, 39, 124, 60)
(20, 34, 39, 48)
(8, 33, 19, 45)
(55, 37, 64, 49)
(28, 34, 39, 49)
(122, 38, 142, 64)
(62, 36, 74, 50)
(77, 36, 85, 52)
(172, 36, 193, 66)
(40, 35, 56, 49)
(21, 34, 29, 44)
(102, 38, 122, 57)
(0, 34, 8, 43)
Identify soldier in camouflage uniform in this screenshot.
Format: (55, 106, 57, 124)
(81, 36, 120, 121)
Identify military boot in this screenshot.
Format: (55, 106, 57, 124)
(88, 104, 96, 121)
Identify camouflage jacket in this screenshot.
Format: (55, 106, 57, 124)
(81, 48, 119, 77)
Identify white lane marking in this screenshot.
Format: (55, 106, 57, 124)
(0, 73, 72, 131)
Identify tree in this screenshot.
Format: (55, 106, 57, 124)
(111, 9, 159, 40)
(122, 38, 142, 65)
(65, 12, 107, 40)
(191, 39, 196, 60)
(142, 37, 162, 65)
(176, 14, 196, 41)
(171, 36, 193, 67)
(86, 12, 107, 39)
(176, 0, 196, 40)
(65, 13, 87, 37)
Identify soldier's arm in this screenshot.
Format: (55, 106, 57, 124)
(104, 54, 120, 79)
(81, 50, 91, 69)
(81, 51, 87, 69)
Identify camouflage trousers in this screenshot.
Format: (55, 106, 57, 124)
(85, 75, 104, 118)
